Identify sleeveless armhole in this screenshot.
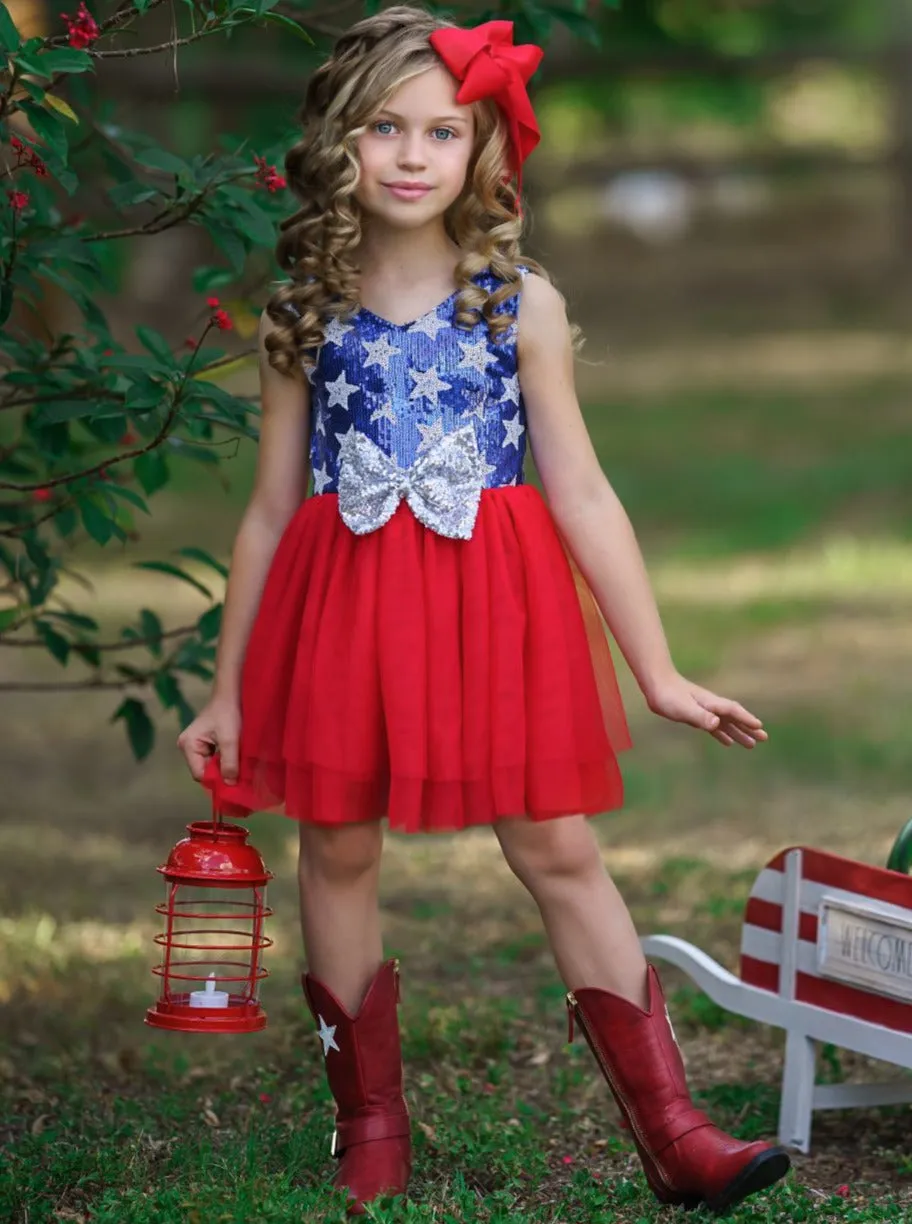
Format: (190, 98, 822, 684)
(513, 264, 530, 342)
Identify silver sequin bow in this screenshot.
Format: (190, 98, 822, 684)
(337, 423, 484, 540)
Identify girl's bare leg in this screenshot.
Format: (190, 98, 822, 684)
(297, 820, 385, 1012)
(493, 814, 649, 1006)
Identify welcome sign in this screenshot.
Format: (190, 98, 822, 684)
(817, 897, 912, 1003)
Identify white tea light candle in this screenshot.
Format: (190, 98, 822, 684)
(189, 973, 230, 1008)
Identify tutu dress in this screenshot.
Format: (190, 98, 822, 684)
(202, 265, 632, 833)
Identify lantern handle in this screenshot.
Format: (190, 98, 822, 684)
(211, 787, 225, 830)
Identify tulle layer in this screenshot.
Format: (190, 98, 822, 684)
(202, 487, 632, 833)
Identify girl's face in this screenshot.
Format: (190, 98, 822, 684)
(354, 65, 475, 229)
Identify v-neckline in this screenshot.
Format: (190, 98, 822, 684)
(356, 286, 460, 331)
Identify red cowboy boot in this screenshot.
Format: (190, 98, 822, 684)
(302, 958, 411, 1216)
(567, 965, 790, 1214)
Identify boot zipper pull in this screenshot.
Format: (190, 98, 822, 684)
(566, 991, 576, 1043)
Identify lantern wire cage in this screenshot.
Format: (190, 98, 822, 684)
(146, 799, 274, 1032)
(153, 881, 273, 1006)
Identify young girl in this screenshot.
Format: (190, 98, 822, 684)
(178, 5, 790, 1215)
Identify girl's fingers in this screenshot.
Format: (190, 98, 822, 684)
(711, 727, 735, 747)
(721, 723, 757, 749)
(699, 691, 764, 728)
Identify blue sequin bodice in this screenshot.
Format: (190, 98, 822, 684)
(306, 267, 527, 498)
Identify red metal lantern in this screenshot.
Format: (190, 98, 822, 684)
(146, 811, 274, 1033)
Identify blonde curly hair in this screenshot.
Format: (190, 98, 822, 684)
(263, 4, 553, 378)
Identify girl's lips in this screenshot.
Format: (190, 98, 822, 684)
(385, 184, 432, 201)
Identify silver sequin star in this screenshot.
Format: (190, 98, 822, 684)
(362, 335, 401, 371)
(370, 400, 398, 425)
(409, 364, 451, 408)
(314, 409, 327, 436)
(325, 371, 358, 411)
(312, 463, 332, 494)
(323, 317, 354, 347)
(458, 338, 498, 377)
(317, 1014, 340, 1056)
(407, 311, 449, 341)
(502, 412, 525, 451)
(498, 373, 520, 407)
(335, 423, 357, 448)
(416, 418, 445, 452)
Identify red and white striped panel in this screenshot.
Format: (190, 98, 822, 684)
(740, 847, 912, 1034)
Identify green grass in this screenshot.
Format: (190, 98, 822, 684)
(2, 1014, 908, 1223)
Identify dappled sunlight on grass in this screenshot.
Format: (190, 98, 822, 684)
(654, 534, 912, 603)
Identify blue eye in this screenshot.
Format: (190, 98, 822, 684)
(374, 120, 396, 135)
(433, 128, 456, 141)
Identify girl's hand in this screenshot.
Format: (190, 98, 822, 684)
(644, 672, 768, 748)
(176, 697, 242, 783)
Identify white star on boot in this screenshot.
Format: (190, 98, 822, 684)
(317, 1014, 340, 1056)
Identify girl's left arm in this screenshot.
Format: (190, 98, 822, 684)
(518, 273, 766, 749)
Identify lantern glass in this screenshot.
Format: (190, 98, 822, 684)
(158, 880, 270, 1008)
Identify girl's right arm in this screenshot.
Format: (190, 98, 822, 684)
(177, 307, 311, 784)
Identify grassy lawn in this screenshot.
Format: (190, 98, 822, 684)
(2, 364, 911, 1221)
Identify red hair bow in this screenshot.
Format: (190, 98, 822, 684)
(429, 20, 543, 202)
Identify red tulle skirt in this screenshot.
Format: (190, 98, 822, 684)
(201, 486, 632, 833)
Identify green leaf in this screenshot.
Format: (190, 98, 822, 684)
(71, 641, 100, 668)
(176, 546, 228, 580)
(111, 697, 155, 761)
(107, 182, 161, 209)
(197, 603, 222, 641)
(0, 2, 22, 52)
(133, 450, 170, 496)
(202, 221, 248, 274)
(154, 670, 181, 710)
(79, 498, 114, 545)
(140, 607, 163, 657)
(105, 483, 151, 515)
(33, 399, 104, 425)
(18, 100, 68, 161)
(52, 506, 78, 538)
(0, 605, 24, 633)
(114, 661, 147, 682)
(44, 609, 99, 632)
(136, 325, 176, 366)
(19, 78, 44, 103)
(260, 9, 314, 41)
(133, 560, 212, 599)
(36, 619, 71, 665)
(37, 47, 94, 74)
(192, 265, 236, 295)
(133, 147, 191, 176)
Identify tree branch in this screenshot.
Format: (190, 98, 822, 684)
(84, 24, 217, 59)
(0, 677, 140, 691)
(0, 621, 199, 651)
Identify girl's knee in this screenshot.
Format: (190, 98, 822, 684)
(298, 820, 383, 882)
(495, 815, 602, 890)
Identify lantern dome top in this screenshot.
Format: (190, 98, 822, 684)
(158, 820, 272, 885)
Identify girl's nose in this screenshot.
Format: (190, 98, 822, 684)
(397, 132, 427, 171)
